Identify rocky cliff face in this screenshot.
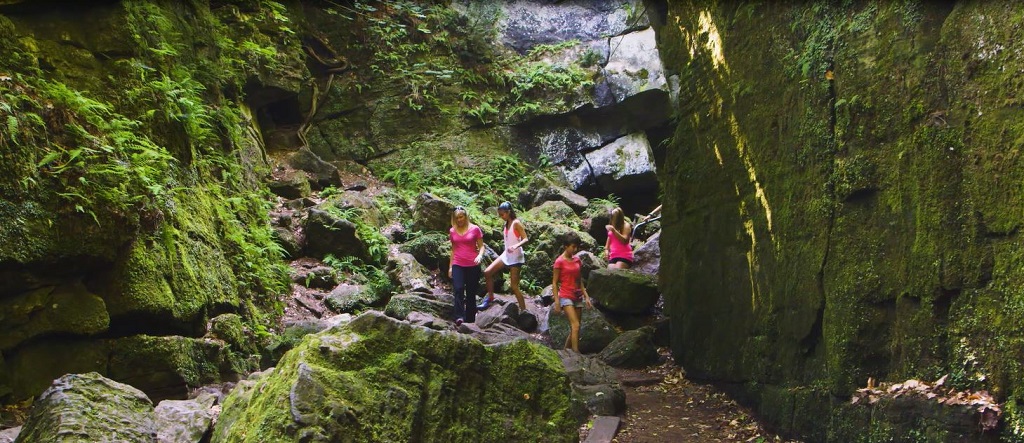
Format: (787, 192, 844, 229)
(655, 1, 1024, 440)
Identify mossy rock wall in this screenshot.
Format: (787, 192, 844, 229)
(655, 1, 1024, 440)
(0, 0, 303, 401)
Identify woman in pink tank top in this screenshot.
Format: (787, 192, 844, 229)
(604, 207, 633, 269)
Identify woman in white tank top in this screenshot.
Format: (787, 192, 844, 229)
(481, 201, 529, 310)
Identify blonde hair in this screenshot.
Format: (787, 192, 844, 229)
(451, 206, 471, 228)
(610, 207, 626, 232)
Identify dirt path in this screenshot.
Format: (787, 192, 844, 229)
(583, 353, 803, 443)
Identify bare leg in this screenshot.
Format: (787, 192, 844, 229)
(609, 261, 628, 269)
(509, 266, 525, 310)
(564, 305, 581, 353)
(483, 259, 505, 300)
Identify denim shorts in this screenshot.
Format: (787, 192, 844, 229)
(559, 297, 583, 308)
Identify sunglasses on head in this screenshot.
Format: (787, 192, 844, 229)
(454, 206, 465, 212)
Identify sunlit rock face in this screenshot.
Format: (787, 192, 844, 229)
(655, 1, 1024, 441)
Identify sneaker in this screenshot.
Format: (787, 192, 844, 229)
(455, 318, 463, 327)
(476, 296, 494, 310)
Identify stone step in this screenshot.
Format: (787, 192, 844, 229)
(583, 415, 621, 443)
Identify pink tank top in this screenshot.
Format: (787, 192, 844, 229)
(607, 227, 633, 261)
(450, 225, 482, 267)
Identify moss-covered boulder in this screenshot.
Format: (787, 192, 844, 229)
(384, 293, 454, 322)
(211, 312, 577, 443)
(598, 326, 660, 368)
(412, 192, 456, 233)
(324, 283, 379, 314)
(587, 268, 659, 315)
(0, 281, 109, 351)
(399, 232, 451, 270)
(524, 200, 578, 227)
(302, 208, 368, 260)
(16, 372, 156, 443)
(547, 305, 619, 354)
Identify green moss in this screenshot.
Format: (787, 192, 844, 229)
(212, 312, 575, 442)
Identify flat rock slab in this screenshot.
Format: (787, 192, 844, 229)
(617, 370, 663, 387)
(584, 415, 621, 443)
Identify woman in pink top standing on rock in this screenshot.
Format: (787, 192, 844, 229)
(449, 206, 485, 326)
(552, 232, 592, 353)
(604, 207, 633, 269)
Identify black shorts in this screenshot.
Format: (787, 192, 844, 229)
(609, 257, 633, 266)
(507, 263, 523, 268)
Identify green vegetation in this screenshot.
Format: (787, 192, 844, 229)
(330, 0, 595, 124)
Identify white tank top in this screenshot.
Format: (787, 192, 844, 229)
(500, 221, 525, 265)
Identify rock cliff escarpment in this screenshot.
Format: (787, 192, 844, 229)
(655, 1, 1024, 441)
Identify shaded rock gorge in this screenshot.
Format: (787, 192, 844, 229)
(655, 1, 1023, 441)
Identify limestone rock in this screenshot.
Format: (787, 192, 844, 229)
(322, 190, 384, 227)
(412, 192, 456, 233)
(631, 231, 660, 276)
(563, 132, 658, 193)
(324, 283, 378, 314)
(17, 372, 156, 443)
(547, 306, 619, 354)
(286, 147, 343, 189)
(0, 281, 109, 351)
(266, 171, 311, 199)
(290, 264, 338, 290)
(271, 226, 301, 258)
(601, 28, 668, 104)
(598, 326, 660, 368)
(302, 208, 367, 260)
(384, 293, 454, 321)
(154, 397, 215, 443)
(107, 335, 237, 402)
(587, 268, 659, 315)
(211, 312, 577, 442)
(525, 200, 578, 225)
(399, 232, 451, 269)
(494, 0, 648, 53)
(558, 351, 626, 417)
(519, 175, 590, 214)
(385, 252, 433, 294)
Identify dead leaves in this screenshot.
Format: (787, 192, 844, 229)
(851, 374, 1002, 431)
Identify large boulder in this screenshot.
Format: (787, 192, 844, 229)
(547, 305, 619, 354)
(17, 373, 156, 443)
(558, 351, 626, 417)
(631, 230, 660, 276)
(563, 132, 658, 194)
(412, 193, 455, 233)
(211, 312, 578, 442)
(600, 28, 669, 105)
(302, 208, 368, 260)
(286, 147, 344, 189)
(386, 252, 434, 294)
(524, 200, 578, 226)
(154, 393, 217, 443)
(598, 326, 660, 368)
(324, 283, 380, 314)
(518, 175, 590, 214)
(399, 232, 451, 270)
(0, 281, 109, 351)
(384, 293, 454, 321)
(494, 0, 648, 54)
(587, 268, 659, 314)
